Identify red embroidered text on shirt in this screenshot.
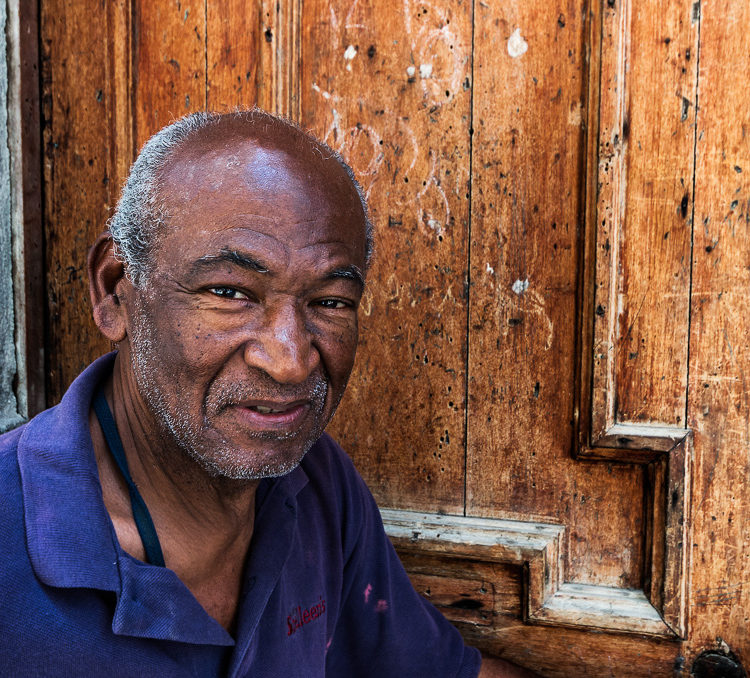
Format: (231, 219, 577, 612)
(287, 596, 326, 636)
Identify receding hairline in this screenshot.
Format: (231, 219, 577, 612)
(158, 115, 361, 202)
(147, 111, 372, 265)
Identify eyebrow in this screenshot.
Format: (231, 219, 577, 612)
(191, 248, 365, 289)
(192, 248, 270, 274)
(327, 265, 365, 290)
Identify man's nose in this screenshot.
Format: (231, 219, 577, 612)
(243, 304, 320, 384)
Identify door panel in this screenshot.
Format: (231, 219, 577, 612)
(36, 0, 750, 674)
(301, 0, 473, 513)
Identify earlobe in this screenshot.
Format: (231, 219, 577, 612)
(88, 232, 128, 343)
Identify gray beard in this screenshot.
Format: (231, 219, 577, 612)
(127, 307, 329, 480)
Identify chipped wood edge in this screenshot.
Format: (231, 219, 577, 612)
(381, 509, 679, 638)
(660, 432, 692, 638)
(588, 0, 632, 441)
(6, 0, 45, 420)
(578, 422, 690, 461)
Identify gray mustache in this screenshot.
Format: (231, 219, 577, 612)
(208, 372, 328, 411)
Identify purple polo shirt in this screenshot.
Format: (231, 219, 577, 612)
(0, 353, 481, 677)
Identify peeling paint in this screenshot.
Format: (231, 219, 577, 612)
(343, 44, 357, 71)
(419, 63, 433, 78)
(427, 218, 442, 234)
(507, 28, 528, 58)
(568, 102, 583, 127)
(486, 262, 495, 275)
(406, 65, 416, 77)
(311, 82, 331, 100)
(0, 0, 21, 433)
(512, 278, 529, 295)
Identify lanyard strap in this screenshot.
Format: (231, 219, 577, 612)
(92, 388, 165, 567)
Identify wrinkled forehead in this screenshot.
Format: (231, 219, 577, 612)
(149, 121, 368, 266)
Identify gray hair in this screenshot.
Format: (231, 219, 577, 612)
(109, 109, 373, 286)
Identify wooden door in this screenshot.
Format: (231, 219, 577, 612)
(32, 0, 750, 674)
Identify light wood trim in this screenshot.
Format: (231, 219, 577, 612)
(588, 0, 631, 442)
(381, 509, 680, 638)
(533, 583, 669, 636)
(578, 422, 690, 461)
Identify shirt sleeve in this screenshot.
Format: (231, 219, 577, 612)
(324, 463, 481, 678)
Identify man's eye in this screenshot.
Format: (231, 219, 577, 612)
(208, 287, 248, 300)
(317, 298, 349, 310)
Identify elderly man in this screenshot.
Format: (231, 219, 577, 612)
(0, 111, 531, 676)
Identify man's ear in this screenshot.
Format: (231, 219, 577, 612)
(88, 232, 129, 343)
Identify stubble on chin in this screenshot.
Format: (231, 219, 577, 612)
(126, 305, 332, 481)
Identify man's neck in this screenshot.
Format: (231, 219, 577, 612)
(90, 352, 260, 631)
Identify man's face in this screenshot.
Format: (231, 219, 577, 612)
(120, 129, 367, 479)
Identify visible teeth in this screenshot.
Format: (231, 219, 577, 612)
(253, 405, 283, 414)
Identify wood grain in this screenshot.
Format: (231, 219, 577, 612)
(465, 0, 647, 591)
(206, 0, 260, 110)
(133, 0, 205, 147)
(589, 0, 698, 436)
(41, 0, 111, 403)
(9, 0, 45, 417)
(304, 0, 473, 513)
(686, 0, 750, 667)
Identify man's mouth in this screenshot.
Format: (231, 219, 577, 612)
(229, 399, 313, 430)
(249, 404, 291, 414)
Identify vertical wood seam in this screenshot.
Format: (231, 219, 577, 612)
(203, 0, 208, 110)
(129, 0, 137, 164)
(24, 0, 46, 415)
(462, 0, 477, 518)
(683, 1, 702, 431)
(577, 0, 606, 451)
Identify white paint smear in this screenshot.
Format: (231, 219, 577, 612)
(427, 218, 442, 234)
(406, 65, 416, 77)
(568, 102, 582, 127)
(343, 44, 358, 60)
(512, 278, 529, 295)
(419, 63, 433, 78)
(507, 28, 528, 58)
(486, 262, 495, 275)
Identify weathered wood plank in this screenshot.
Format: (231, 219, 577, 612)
(41, 0, 111, 404)
(6, 0, 45, 418)
(304, 0, 473, 513)
(460, 619, 678, 677)
(465, 0, 647, 590)
(206, 0, 260, 110)
(399, 552, 523, 624)
(257, 0, 301, 118)
(686, 0, 750, 666)
(133, 0, 205, 147)
(106, 0, 135, 204)
(590, 0, 698, 435)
